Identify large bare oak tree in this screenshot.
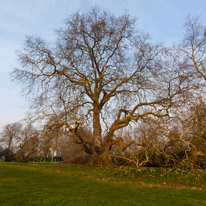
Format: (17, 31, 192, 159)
(12, 8, 189, 165)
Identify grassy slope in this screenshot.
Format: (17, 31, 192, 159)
(0, 163, 206, 206)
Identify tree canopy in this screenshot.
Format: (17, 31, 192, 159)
(11, 9, 206, 167)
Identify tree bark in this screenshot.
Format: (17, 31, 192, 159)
(93, 106, 102, 152)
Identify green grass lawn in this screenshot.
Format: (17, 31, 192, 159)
(0, 163, 206, 206)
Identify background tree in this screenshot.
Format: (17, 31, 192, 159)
(14, 123, 39, 162)
(0, 121, 40, 162)
(0, 122, 22, 152)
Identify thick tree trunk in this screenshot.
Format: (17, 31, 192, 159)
(88, 114, 115, 166)
(88, 150, 112, 167)
(93, 106, 102, 151)
(90, 130, 115, 166)
(87, 109, 118, 166)
(99, 130, 116, 166)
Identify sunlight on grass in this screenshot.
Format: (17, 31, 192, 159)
(0, 163, 206, 206)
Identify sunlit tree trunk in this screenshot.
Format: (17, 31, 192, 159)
(93, 105, 102, 150)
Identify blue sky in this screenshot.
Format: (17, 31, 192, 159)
(0, 0, 206, 129)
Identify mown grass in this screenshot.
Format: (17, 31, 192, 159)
(0, 162, 206, 206)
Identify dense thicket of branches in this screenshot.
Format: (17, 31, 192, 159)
(0, 10, 206, 168)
